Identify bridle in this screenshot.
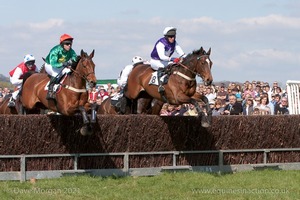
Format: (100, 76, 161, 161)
(68, 58, 95, 83)
(175, 54, 210, 79)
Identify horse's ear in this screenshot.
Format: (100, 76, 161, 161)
(89, 49, 95, 59)
(80, 49, 84, 57)
(207, 48, 211, 55)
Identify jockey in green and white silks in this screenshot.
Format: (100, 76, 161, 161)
(44, 33, 77, 100)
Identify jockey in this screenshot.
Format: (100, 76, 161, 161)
(8, 54, 39, 107)
(116, 56, 144, 114)
(44, 33, 78, 100)
(150, 27, 186, 93)
(117, 56, 144, 94)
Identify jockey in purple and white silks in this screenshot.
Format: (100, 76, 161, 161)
(150, 27, 186, 93)
(150, 27, 185, 70)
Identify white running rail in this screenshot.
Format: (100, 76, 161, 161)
(286, 80, 300, 114)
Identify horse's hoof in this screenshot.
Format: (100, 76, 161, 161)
(201, 122, 210, 128)
(80, 125, 93, 136)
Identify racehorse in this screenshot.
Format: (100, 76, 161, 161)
(97, 94, 162, 115)
(126, 47, 213, 127)
(0, 71, 41, 115)
(0, 94, 18, 114)
(20, 50, 97, 135)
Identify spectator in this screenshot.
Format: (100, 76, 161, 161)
(212, 99, 225, 116)
(222, 94, 243, 115)
(165, 104, 176, 116)
(216, 84, 227, 106)
(88, 87, 98, 104)
(160, 103, 169, 116)
(171, 104, 187, 116)
(205, 87, 216, 103)
(243, 98, 254, 115)
(254, 95, 271, 115)
(99, 88, 109, 101)
(243, 83, 256, 99)
(183, 104, 198, 116)
(274, 97, 289, 115)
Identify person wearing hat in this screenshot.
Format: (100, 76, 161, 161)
(116, 56, 145, 114)
(44, 33, 78, 100)
(8, 54, 39, 107)
(150, 27, 186, 93)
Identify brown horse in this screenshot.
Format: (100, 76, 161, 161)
(20, 49, 97, 135)
(0, 71, 41, 115)
(0, 94, 18, 114)
(97, 94, 162, 115)
(126, 47, 213, 127)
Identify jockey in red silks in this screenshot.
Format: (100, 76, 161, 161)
(8, 54, 39, 107)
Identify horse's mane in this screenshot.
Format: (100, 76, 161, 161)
(183, 47, 207, 63)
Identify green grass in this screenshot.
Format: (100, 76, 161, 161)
(0, 170, 299, 200)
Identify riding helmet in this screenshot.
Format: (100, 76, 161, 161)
(23, 54, 35, 63)
(132, 56, 144, 65)
(163, 27, 177, 36)
(60, 34, 74, 44)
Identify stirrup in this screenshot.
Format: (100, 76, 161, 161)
(46, 91, 56, 100)
(7, 101, 15, 108)
(158, 85, 165, 93)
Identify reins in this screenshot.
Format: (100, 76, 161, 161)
(62, 59, 95, 93)
(175, 54, 208, 79)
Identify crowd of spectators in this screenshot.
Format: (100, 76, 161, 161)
(0, 87, 13, 103)
(159, 80, 290, 116)
(0, 80, 292, 117)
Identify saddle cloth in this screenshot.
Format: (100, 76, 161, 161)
(149, 71, 167, 86)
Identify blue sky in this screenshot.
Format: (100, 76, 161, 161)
(1, 0, 300, 87)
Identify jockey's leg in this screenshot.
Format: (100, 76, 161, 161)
(8, 90, 19, 107)
(46, 76, 57, 100)
(46, 70, 67, 100)
(119, 96, 127, 114)
(157, 67, 166, 93)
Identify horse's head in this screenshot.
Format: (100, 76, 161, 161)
(74, 49, 97, 88)
(182, 47, 213, 86)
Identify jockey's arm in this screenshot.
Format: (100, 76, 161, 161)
(10, 68, 23, 85)
(156, 42, 171, 62)
(175, 42, 185, 57)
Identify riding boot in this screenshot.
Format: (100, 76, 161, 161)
(119, 96, 127, 114)
(157, 68, 165, 93)
(7, 96, 16, 108)
(46, 77, 57, 100)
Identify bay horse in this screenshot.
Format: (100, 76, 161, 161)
(97, 94, 161, 115)
(0, 71, 41, 115)
(20, 50, 97, 135)
(126, 47, 213, 127)
(0, 94, 18, 114)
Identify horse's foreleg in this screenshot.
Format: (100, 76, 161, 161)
(190, 96, 211, 128)
(78, 106, 89, 124)
(90, 103, 97, 123)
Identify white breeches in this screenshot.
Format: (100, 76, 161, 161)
(45, 63, 70, 77)
(150, 59, 169, 70)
